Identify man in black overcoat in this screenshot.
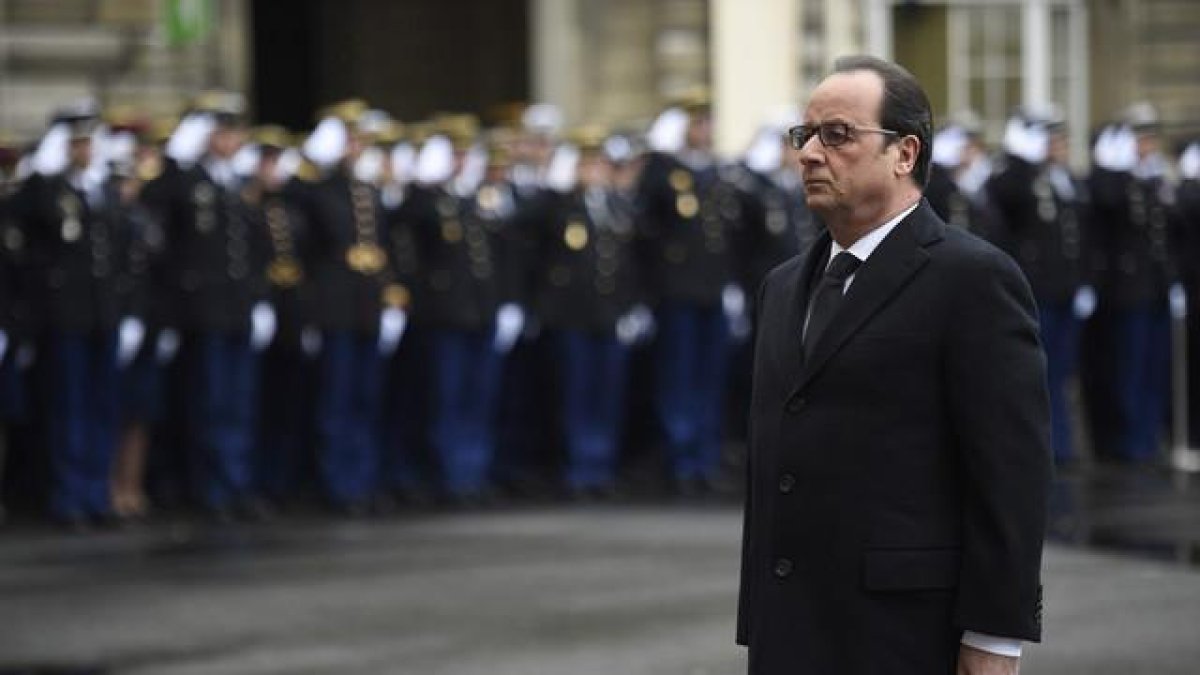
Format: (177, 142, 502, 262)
(737, 55, 1051, 675)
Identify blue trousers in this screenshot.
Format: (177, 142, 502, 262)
(41, 332, 120, 519)
(316, 332, 383, 505)
(258, 342, 314, 501)
(185, 334, 259, 510)
(555, 330, 629, 489)
(1112, 307, 1170, 462)
(1039, 304, 1081, 462)
(654, 304, 730, 482)
(0, 347, 24, 421)
(380, 326, 431, 493)
(428, 328, 502, 496)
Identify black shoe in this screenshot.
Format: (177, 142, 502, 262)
(331, 500, 370, 519)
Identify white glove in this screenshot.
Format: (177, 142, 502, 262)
(155, 328, 181, 365)
(493, 303, 526, 354)
(250, 302, 277, 352)
(616, 304, 655, 346)
(301, 326, 323, 358)
(722, 284, 752, 342)
(117, 316, 146, 368)
(1169, 283, 1188, 320)
(615, 312, 640, 346)
(378, 308, 407, 356)
(0, 329, 7, 364)
(1072, 286, 1098, 321)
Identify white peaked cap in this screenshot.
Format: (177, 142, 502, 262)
(359, 109, 392, 137)
(932, 125, 968, 168)
(603, 135, 633, 164)
(544, 143, 580, 193)
(354, 145, 384, 184)
(232, 142, 260, 178)
(647, 107, 689, 154)
(1179, 142, 1200, 181)
(304, 117, 349, 170)
(744, 126, 784, 174)
(1002, 115, 1048, 164)
(391, 142, 416, 183)
(166, 112, 216, 168)
(414, 134, 454, 185)
(31, 123, 71, 176)
(523, 103, 564, 136)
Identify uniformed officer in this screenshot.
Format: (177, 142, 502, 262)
(155, 92, 275, 520)
(985, 109, 1095, 463)
(1177, 141, 1200, 448)
(101, 109, 167, 521)
(241, 126, 315, 508)
(396, 115, 512, 503)
(489, 121, 554, 498)
(636, 91, 743, 494)
(0, 132, 27, 524)
(299, 99, 408, 515)
(533, 126, 643, 497)
(13, 102, 137, 528)
(1087, 105, 1180, 462)
(927, 123, 983, 232)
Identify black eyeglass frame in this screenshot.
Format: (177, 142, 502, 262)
(786, 122, 901, 150)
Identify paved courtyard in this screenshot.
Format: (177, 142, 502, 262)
(2, 501, 1199, 674)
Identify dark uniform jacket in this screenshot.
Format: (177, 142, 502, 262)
(986, 155, 1091, 305)
(1088, 166, 1177, 310)
(155, 161, 268, 334)
(738, 201, 1050, 675)
(301, 168, 396, 334)
(1177, 178, 1200, 295)
(14, 171, 128, 333)
(397, 183, 503, 331)
(0, 174, 26, 340)
(244, 180, 311, 351)
(730, 164, 814, 305)
(635, 152, 739, 307)
(532, 187, 640, 332)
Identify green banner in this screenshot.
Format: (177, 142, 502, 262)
(164, 0, 213, 46)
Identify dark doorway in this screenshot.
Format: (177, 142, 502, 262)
(250, 0, 530, 131)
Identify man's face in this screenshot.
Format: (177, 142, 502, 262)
(257, 152, 283, 191)
(797, 70, 907, 218)
(578, 153, 612, 189)
(209, 125, 245, 160)
(68, 137, 92, 170)
(1048, 131, 1069, 166)
(1136, 131, 1159, 161)
(686, 112, 712, 151)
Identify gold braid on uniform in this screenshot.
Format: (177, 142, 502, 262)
(345, 181, 386, 275)
(265, 197, 303, 288)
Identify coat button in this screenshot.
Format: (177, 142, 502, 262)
(773, 558, 793, 578)
(778, 474, 796, 494)
(785, 397, 806, 413)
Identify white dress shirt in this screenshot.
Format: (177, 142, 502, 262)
(823, 199, 1023, 659)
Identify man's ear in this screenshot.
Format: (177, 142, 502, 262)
(895, 136, 920, 177)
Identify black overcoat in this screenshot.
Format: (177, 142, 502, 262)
(737, 200, 1050, 674)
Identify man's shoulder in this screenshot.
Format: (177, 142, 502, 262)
(932, 219, 1022, 279)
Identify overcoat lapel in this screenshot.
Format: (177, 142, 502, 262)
(776, 233, 830, 385)
(790, 201, 944, 398)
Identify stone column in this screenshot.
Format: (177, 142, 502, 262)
(710, 0, 799, 157)
(530, 0, 585, 124)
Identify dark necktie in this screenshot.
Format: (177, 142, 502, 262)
(804, 251, 861, 358)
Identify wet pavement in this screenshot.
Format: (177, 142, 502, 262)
(1, 466, 1199, 674)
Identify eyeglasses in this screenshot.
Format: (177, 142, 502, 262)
(787, 122, 899, 149)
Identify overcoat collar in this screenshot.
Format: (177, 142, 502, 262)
(783, 199, 945, 398)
